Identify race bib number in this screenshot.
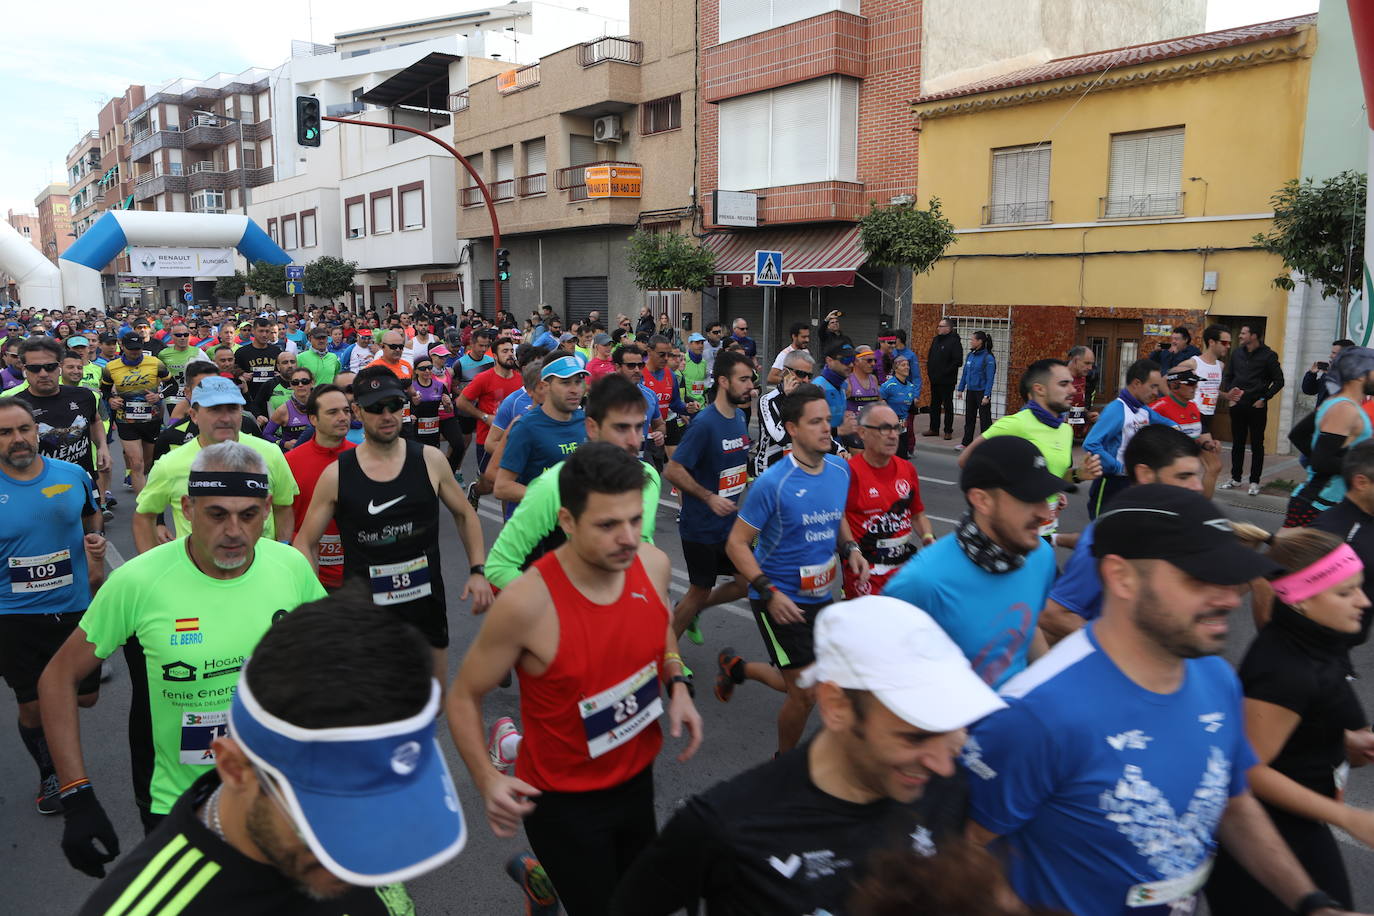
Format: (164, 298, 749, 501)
(1067, 406, 1086, 426)
(1037, 495, 1062, 538)
(580, 661, 662, 759)
(875, 533, 911, 562)
(798, 556, 837, 598)
(1125, 857, 1212, 912)
(1198, 383, 1219, 412)
(418, 415, 440, 435)
(369, 556, 433, 606)
(10, 549, 73, 593)
(179, 709, 228, 765)
(123, 400, 154, 422)
(318, 534, 344, 568)
(718, 464, 746, 498)
(690, 380, 706, 397)
(251, 366, 276, 383)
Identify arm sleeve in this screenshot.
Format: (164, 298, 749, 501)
(607, 799, 728, 916)
(485, 470, 560, 589)
(760, 393, 786, 443)
(641, 465, 661, 542)
(965, 702, 1061, 836)
(1308, 431, 1349, 476)
(1301, 370, 1321, 396)
(1083, 402, 1124, 475)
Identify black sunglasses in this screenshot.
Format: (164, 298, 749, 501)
(384, 343, 403, 350)
(361, 398, 406, 414)
(790, 369, 813, 380)
(290, 378, 313, 387)
(621, 360, 644, 369)
(24, 362, 60, 374)
(862, 423, 903, 434)
(172, 332, 190, 338)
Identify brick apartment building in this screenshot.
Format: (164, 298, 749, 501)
(66, 131, 102, 239)
(34, 184, 73, 263)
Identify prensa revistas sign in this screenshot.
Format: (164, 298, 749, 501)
(128, 247, 236, 277)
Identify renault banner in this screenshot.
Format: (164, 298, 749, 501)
(128, 246, 236, 277)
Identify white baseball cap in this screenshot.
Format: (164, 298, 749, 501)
(798, 596, 1006, 732)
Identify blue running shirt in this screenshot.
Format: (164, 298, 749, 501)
(0, 458, 98, 615)
(674, 404, 749, 543)
(963, 626, 1257, 916)
(738, 454, 850, 601)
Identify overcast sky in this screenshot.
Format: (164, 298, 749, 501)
(0, 0, 1320, 218)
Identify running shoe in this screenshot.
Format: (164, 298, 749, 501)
(122, 470, 132, 491)
(487, 717, 520, 774)
(101, 504, 115, 522)
(36, 773, 61, 816)
(1248, 483, 1261, 497)
(685, 616, 704, 646)
(715, 647, 743, 703)
(454, 469, 466, 489)
(1217, 478, 1241, 490)
(506, 852, 559, 916)
(466, 480, 481, 512)
(104, 491, 118, 509)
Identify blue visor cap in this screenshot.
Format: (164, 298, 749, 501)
(229, 675, 466, 886)
(541, 354, 588, 379)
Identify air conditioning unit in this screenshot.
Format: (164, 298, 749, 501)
(594, 115, 623, 143)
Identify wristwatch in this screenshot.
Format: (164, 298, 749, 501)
(1295, 891, 1342, 916)
(469, 564, 485, 576)
(751, 574, 773, 594)
(839, 540, 859, 559)
(667, 674, 695, 698)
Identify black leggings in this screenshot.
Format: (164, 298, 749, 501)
(961, 389, 992, 446)
(438, 417, 465, 470)
(522, 765, 657, 916)
(1204, 806, 1352, 914)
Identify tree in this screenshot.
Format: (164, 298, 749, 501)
(626, 229, 716, 291)
(1253, 170, 1366, 338)
(859, 198, 958, 326)
(304, 256, 358, 304)
(213, 271, 247, 303)
(246, 260, 288, 302)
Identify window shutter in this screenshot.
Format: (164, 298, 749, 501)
(464, 154, 483, 186)
(770, 79, 830, 187)
(989, 145, 1050, 222)
(347, 201, 364, 235)
(1107, 128, 1182, 216)
(718, 91, 771, 190)
(569, 134, 596, 167)
(834, 78, 859, 182)
(494, 146, 515, 182)
(719, 0, 772, 43)
(400, 189, 422, 229)
(525, 137, 546, 175)
(302, 214, 317, 247)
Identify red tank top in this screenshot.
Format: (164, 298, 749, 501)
(644, 366, 675, 416)
(516, 551, 668, 792)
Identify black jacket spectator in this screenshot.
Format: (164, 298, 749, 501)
(926, 331, 963, 385)
(1153, 344, 1200, 373)
(1222, 341, 1284, 407)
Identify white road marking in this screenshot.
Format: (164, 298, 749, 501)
(106, 540, 126, 570)
(922, 476, 957, 486)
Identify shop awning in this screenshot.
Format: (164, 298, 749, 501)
(702, 225, 868, 288)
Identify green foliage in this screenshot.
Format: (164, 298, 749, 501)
(859, 198, 957, 275)
(626, 229, 716, 292)
(1253, 171, 1366, 307)
(213, 271, 247, 303)
(304, 256, 359, 302)
(246, 260, 288, 301)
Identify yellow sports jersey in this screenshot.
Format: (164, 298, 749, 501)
(102, 355, 169, 423)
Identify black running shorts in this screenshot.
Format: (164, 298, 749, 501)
(0, 612, 101, 704)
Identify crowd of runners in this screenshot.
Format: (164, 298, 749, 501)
(2, 300, 1373, 916)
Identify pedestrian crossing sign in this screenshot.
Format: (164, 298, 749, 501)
(754, 250, 783, 287)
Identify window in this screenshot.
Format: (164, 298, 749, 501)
(569, 134, 597, 168)
(346, 195, 365, 238)
(267, 217, 278, 243)
(22, 226, 31, 237)
(462, 153, 484, 207)
(718, 76, 858, 190)
(718, 0, 858, 43)
(190, 190, 225, 214)
(301, 211, 317, 247)
(647, 289, 682, 329)
(494, 146, 515, 182)
(642, 95, 682, 134)
(986, 144, 1051, 224)
(371, 191, 393, 233)
(282, 215, 298, 250)
(398, 182, 424, 230)
(1104, 127, 1185, 218)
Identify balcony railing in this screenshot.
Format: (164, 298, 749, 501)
(448, 91, 470, 112)
(1099, 192, 1185, 220)
(517, 173, 547, 197)
(186, 114, 220, 129)
(496, 63, 541, 94)
(189, 161, 222, 174)
(982, 200, 1052, 225)
(580, 36, 643, 67)
(461, 186, 484, 208)
(490, 179, 515, 201)
(555, 160, 639, 202)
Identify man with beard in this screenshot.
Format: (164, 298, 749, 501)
(294, 367, 493, 680)
(40, 442, 324, 862)
(7, 337, 110, 491)
(960, 358, 1102, 544)
(447, 443, 702, 916)
(963, 487, 1353, 916)
(0, 400, 105, 817)
(664, 351, 755, 643)
(456, 337, 522, 508)
(233, 317, 284, 407)
(884, 436, 1062, 688)
(74, 595, 463, 915)
(842, 403, 933, 598)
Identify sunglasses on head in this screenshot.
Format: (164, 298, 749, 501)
(24, 362, 59, 374)
(362, 398, 406, 414)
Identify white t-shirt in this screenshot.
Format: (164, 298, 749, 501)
(771, 345, 800, 372)
(1193, 356, 1223, 416)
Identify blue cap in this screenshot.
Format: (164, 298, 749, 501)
(191, 375, 246, 408)
(66, 336, 90, 348)
(688, 333, 706, 342)
(541, 354, 589, 379)
(230, 675, 466, 885)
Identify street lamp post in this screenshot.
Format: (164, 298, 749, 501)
(193, 109, 249, 215)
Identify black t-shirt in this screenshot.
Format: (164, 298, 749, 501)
(153, 414, 264, 462)
(1238, 604, 1366, 798)
(1311, 498, 1374, 642)
(77, 772, 416, 916)
(608, 738, 968, 916)
(234, 343, 284, 403)
(11, 385, 100, 470)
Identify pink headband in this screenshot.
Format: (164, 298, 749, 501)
(1271, 543, 1364, 605)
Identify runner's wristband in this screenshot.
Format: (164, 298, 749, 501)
(1295, 891, 1342, 916)
(469, 564, 485, 576)
(751, 575, 773, 594)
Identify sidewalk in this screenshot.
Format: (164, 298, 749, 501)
(912, 432, 1292, 517)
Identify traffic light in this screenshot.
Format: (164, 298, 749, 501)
(496, 248, 511, 282)
(295, 96, 321, 147)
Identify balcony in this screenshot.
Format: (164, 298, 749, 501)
(132, 171, 188, 202)
(580, 36, 642, 67)
(183, 118, 237, 149)
(982, 200, 1053, 226)
(461, 186, 484, 208)
(496, 63, 541, 94)
(1099, 192, 1185, 220)
(130, 127, 182, 162)
(490, 179, 515, 202)
(517, 173, 547, 197)
(326, 101, 365, 117)
(448, 91, 469, 112)
(555, 160, 639, 202)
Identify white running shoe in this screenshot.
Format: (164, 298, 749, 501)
(1248, 483, 1261, 496)
(487, 717, 520, 774)
(1218, 479, 1241, 490)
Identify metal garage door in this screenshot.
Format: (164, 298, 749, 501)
(719, 288, 764, 349)
(478, 280, 510, 319)
(564, 276, 609, 326)
(822, 270, 888, 351)
(430, 288, 462, 311)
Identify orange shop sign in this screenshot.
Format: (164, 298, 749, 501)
(585, 165, 642, 198)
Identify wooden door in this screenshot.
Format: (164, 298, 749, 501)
(1080, 317, 1143, 409)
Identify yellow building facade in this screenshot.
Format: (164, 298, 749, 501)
(910, 16, 1315, 448)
